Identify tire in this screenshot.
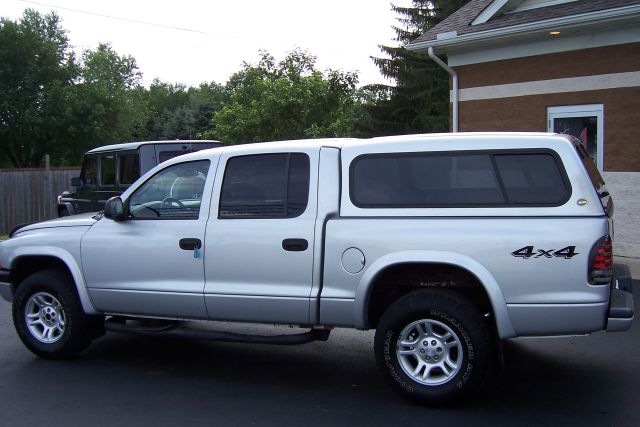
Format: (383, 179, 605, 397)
(12, 269, 94, 359)
(374, 289, 492, 405)
(59, 207, 70, 217)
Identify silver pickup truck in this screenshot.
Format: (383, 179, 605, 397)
(0, 132, 634, 405)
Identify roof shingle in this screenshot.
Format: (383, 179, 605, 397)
(409, 0, 640, 46)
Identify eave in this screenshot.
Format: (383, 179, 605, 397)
(407, 3, 640, 53)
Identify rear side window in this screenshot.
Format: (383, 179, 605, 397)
(494, 154, 568, 205)
(157, 144, 215, 163)
(350, 150, 570, 208)
(118, 152, 140, 186)
(159, 151, 187, 163)
(219, 153, 310, 218)
(100, 154, 116, 187)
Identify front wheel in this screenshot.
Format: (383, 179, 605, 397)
(374, 289, 492, 405)
(12, 270, 95, 359)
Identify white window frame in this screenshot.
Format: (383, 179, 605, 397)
(547, 104, 604, 171)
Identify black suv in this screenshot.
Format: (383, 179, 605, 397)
(57, 140, 222, 216)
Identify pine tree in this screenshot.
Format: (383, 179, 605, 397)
(362, 1, 469, 136)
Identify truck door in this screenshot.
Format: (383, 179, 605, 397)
(204, 149, 319, 324)
(81, 158, 216, 319)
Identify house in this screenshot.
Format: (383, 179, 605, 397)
(407, 0, 640, 258)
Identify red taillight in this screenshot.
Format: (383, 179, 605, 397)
(589, 235, 613, 285)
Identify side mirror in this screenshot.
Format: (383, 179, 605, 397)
(70, 176, 81, 187)
(104, 197, 126, 221)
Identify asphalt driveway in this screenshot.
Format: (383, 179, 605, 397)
(0, 282, 638, 427)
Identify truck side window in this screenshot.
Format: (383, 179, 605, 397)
(118, 152, 140, 186)
(82, 156, 97, 187)
(219, 153, 310, 218)
(100, 154, 116, 187)
(494, 154, 569, 205)
(351, 150, 570, 208)
(128, 160, 210, 220)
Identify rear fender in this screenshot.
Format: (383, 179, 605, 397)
(355, 250, 516, 339)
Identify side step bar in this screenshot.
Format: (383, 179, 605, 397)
(104, 318, 331, 345)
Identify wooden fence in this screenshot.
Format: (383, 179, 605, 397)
(0, 168, 80, 235)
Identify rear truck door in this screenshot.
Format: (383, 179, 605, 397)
(203, 148, 319, 325)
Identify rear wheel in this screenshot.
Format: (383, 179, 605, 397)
(12, 270, 95, 359)
(374, 289, 492, 405)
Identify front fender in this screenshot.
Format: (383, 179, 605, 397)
(8, 245, 97, 315)
(354, 250, 516, 339)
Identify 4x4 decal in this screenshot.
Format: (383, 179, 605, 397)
(511, 246, 579, 259)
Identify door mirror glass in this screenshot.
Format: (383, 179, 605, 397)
(104, 196, 126, 221)
(70, 176, 81, 187)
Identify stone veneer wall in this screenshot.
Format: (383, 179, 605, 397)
(604, 172, 640, 259)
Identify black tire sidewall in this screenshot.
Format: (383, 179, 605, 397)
(12, 270, 89, 359)
(374, 289, 491, 405)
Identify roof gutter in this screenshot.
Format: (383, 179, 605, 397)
(427, 47, 458, 133)
(407, 4, 640, 52)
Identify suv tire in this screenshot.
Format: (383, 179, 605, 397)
(12, 270, 93, 359)
(374, 289, 492, 405)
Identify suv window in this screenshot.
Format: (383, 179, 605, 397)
(219, 153, 310, 218)
(100, 154, 116, 187)
(118, 152, 140, 186)
(350, 150, 570, 208)
(159, 151, 189, 163)
(82, 156, 97, 187)
(128, 160, 210, 220)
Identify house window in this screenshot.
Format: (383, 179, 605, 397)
(548, 104, 604, 171)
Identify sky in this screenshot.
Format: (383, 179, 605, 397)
(3, 0, 414, 88)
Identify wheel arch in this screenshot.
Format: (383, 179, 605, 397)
(355, 250, 516, 339)
(8, 247, 97, 315)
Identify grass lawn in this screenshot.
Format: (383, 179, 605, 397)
(0, 235, 7, 241)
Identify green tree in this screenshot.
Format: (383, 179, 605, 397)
(0, 9, 77, 167)
(137, 80, 226, 141)
(203, 50, 359, 144)
(64, 43, 146, 161)
(141, 80, 189, 139)
(186, 82, 227, 138)
(363, 0, 469, 136)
